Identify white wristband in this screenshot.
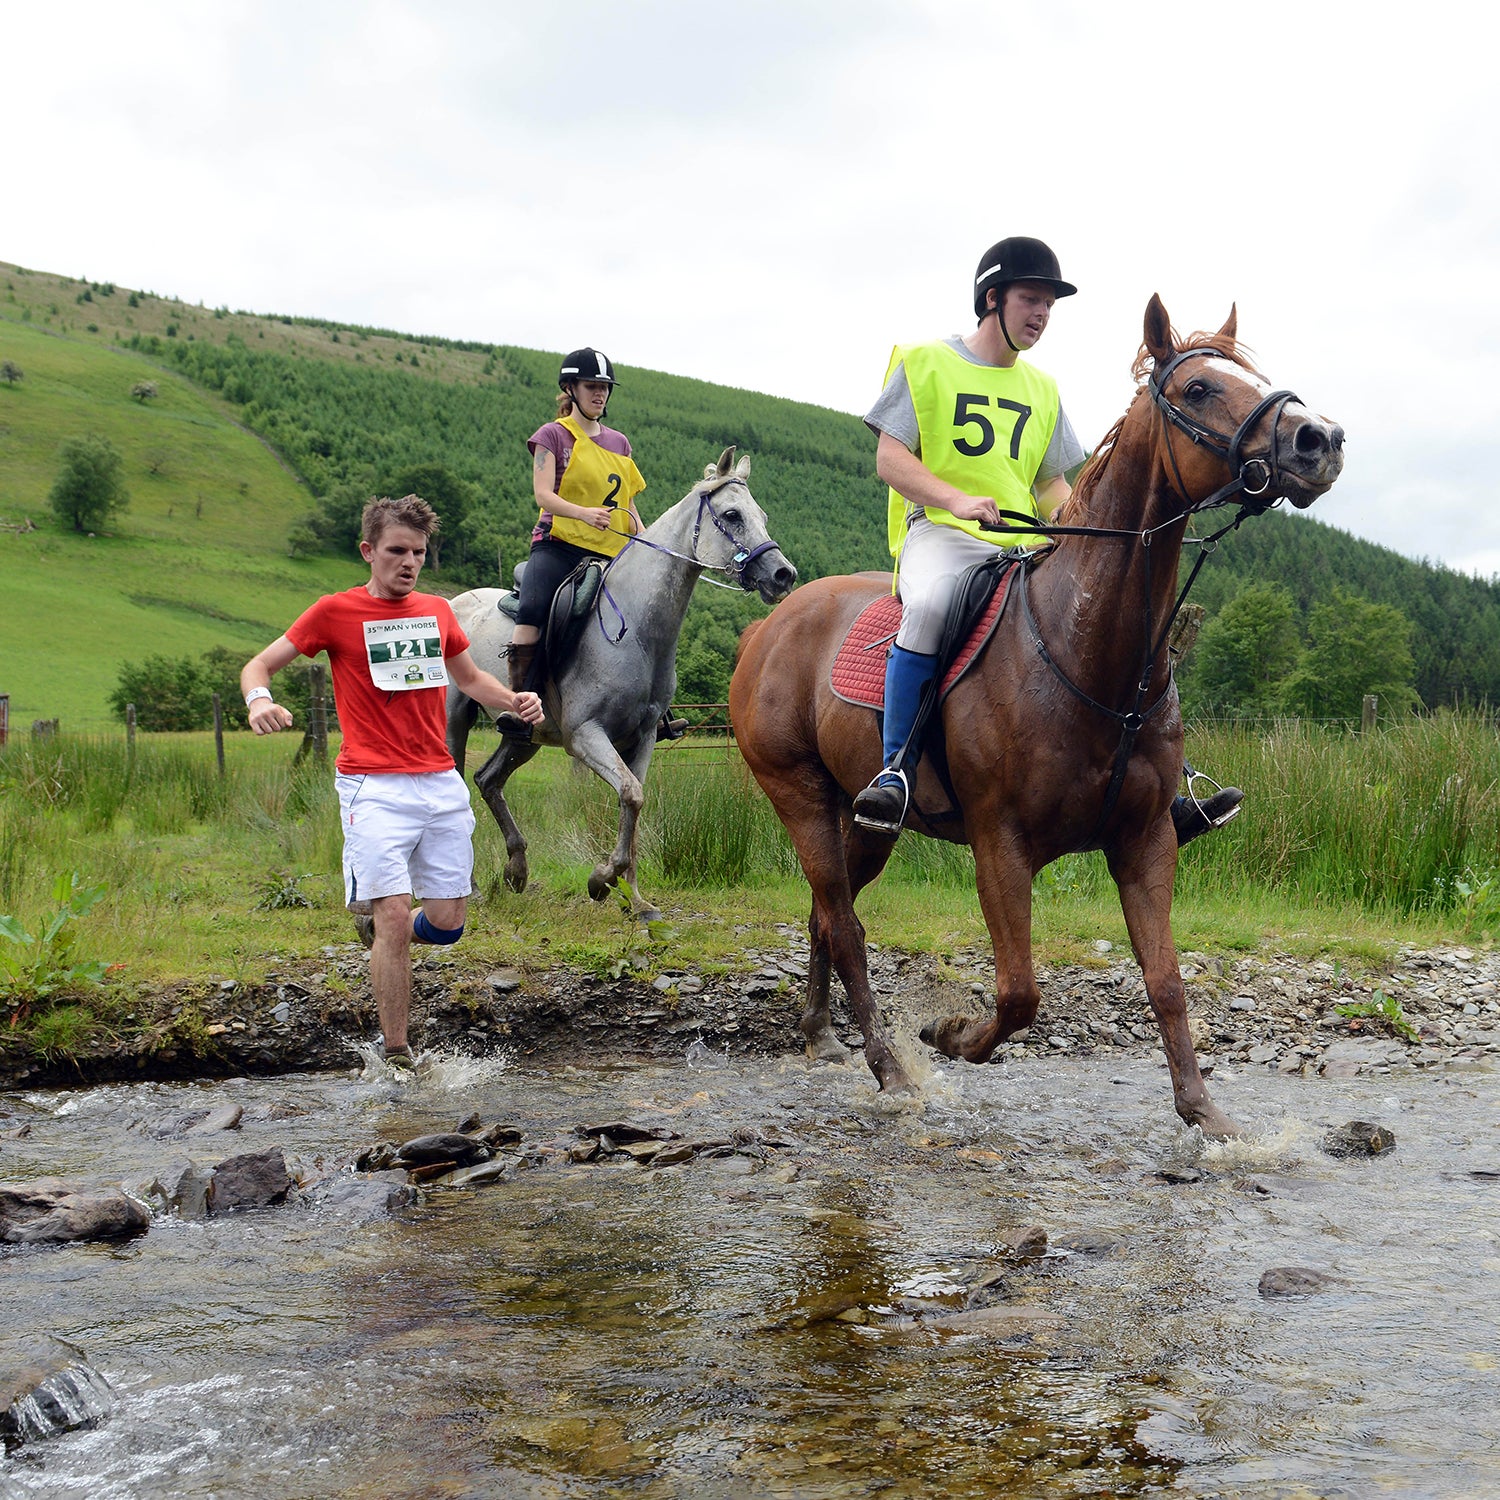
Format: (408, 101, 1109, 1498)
(245, 687, 273, 707)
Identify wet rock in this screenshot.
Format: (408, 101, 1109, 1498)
(307, 1173, 418, 1218)
(995, 1225, 1048, 1260)
(578, 1121, 679, 1146)
(395, 1133, 490, 1168)
(208, 1147, 293, 1212)
(129, 1159, 212, 1219)
(1258, 1266, 1334, 1297)
(426, 1158, 517, 1189)
(187, 1103, 244, 1135)
(1322, 1120, 1396, 1158)
(355, 1141, 401, 1172)
(0, 1179, 151, 1245)
(0, 1336, 114, 1446)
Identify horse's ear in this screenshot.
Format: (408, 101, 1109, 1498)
(1216, 303, 1238, 347)
(716, 445, 736, 477)
(734, 453, 752, 480)
(1144, 294, 1174, 369)
(702, 460, 719, 481)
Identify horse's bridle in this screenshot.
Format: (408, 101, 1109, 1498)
(688, 479, 783, 589)
(593, 478, 785, 643)
(1148, 347, 1301, 517)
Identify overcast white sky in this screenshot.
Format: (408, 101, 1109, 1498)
(10, 1, 1498, 578)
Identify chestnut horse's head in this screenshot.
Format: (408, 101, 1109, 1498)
(1139, 294, 1344, 514)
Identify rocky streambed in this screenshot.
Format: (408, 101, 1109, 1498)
(2, 928, 1494, 1092)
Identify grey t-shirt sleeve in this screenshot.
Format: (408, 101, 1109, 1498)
(1037, 405, 1086, 486)
(864, 361, 921, 454)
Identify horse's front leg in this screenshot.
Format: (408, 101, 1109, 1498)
(922, 828, 1040, 1063)
(566, 721, 662, 923)
(802, 820, 902, 1064)
(472, 738, 540, 893)
(1110, 825, 1242, 1138)
(446, 686, 479, 774)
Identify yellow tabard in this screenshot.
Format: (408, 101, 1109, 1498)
(883, 341, 1060, 556)
(545, 416, 647, 558)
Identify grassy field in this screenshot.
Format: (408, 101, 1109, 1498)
(0, 318, 364, 729)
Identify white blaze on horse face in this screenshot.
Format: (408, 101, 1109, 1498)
(1202, 356, 1271, 398)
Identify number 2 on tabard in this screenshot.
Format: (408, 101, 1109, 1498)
(952, 393, 1032, 460)
(603, 473, 622, 509)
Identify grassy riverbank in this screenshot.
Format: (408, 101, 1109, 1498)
(2, 717, 1496, 1061)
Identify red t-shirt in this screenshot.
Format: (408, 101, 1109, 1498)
(286, 588, 470, 775)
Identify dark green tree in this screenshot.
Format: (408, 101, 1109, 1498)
(1279, 587, 1420, 720)
(1183, 581, 1299, 715)
(386, 461, 476, 573)
(0, 360, 22, 385)
(49, 434, 129, 532)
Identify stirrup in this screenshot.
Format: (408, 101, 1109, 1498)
(657, 714, 689, 742)
(1173, 766, 1243, 847)
(852, 768, 910, 836)
(494, 710, 533, 741)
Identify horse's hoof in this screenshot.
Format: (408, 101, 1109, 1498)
(872, 1056, 917, 1094)
(802, 1032, 852, 1066)
(504, 857, 529, 894)
(919, 1014, 990, 1062)
(635, 905, 664, 926)
(1187, 1102, 1243, 1140)
(587, 872, 612, 903)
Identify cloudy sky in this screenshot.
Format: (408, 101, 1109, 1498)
(11, 1, 1498, 578)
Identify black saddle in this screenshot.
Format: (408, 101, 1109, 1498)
(496, 557, 606, 676)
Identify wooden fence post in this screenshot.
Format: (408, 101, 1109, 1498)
(1361, 694, 1378, 733)
(212, 693, 225, 776)
(0, 693, 8, 747)
(294, 664, 329, 765)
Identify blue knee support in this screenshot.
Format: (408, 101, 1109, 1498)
(880, 645, 939, 769)
(412, 910, 465, 946)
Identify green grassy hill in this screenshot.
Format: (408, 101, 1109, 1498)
(4, 257, 1499, 733)
(0, 317, 368, 729)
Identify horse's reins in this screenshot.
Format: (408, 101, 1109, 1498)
(1001, 349, 1300, 841)
(592, 478, 783, 643)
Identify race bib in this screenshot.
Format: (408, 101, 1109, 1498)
(363, 616, 450, 691)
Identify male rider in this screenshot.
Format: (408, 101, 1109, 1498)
(853, 235, 1242, 842)
(240, 494, 542, 1071)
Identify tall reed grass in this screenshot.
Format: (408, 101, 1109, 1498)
(2, 713, 1496, 979)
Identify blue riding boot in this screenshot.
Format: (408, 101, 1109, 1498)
(852, 645, 939, 835)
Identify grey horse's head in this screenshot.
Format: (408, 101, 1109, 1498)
(694, 446, 797, 604)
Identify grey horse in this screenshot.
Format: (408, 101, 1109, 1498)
(446, 447, 797, 921)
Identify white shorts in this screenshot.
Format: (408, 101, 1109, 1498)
(336, 770, 476, 908)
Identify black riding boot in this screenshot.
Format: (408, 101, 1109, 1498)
(495, 641, 538, 741)
(1172, 785, 1244, 846)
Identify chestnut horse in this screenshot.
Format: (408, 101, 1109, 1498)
(729, 296, 1344, 1136)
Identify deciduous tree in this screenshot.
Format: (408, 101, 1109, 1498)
(1279, 587, 1419, 720)
(49, 435, 129, 533)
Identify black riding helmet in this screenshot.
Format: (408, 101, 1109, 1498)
(558, 347, 618, 388)
(972, 237, 1078, 320)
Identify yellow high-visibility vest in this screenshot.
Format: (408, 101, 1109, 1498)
(545, 416, 646, 558)
(884, 341, 1060, 556)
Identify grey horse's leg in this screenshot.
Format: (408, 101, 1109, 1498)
(801, 818, 898, 1064)
(565, 720, 662, 922)
(445, 686, 480, 773)
(471, 738, 541, 894)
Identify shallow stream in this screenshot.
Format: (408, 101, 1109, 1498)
(3, 1045, 1498, 1498)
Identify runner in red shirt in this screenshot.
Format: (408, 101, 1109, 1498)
(240, 494, 542, 1072)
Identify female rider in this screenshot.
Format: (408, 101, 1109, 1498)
(495, 348, 647, 739)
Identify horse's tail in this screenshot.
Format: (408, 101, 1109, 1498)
(735, 618, 767, 666)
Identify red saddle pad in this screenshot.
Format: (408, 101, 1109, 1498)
(830, 573, 1015, 710)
